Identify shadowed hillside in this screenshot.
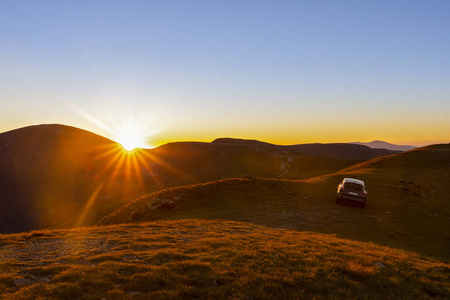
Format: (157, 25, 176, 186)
(1, 220, 448, 299)
(0, 124, 393, 233)
(99, 144, 450, 260)
(0, 124, 126, 233)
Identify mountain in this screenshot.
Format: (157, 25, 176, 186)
(213, 138, 401, 159)
(351, 140, 416, 151)
(99, 144, 450, 260)
(0, 124, 399, 233)
(0, 124, 141, 233)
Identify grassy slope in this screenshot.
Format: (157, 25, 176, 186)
(99, 145, 450, 261)
(1, 220, 449, 299)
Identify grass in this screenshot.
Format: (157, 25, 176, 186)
(1, 220, 449, 299)
(98, 177, 450, 261)
(99, 145, 450, 261)
(2, 144, 448, 298)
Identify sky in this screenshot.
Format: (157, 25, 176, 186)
(1, 0, 449, 147)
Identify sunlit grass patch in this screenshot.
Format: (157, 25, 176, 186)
(87, 254, 123, 264)
(27, 265, 70, 276)
(97, 261, 149, 277)
(145, 249, 192, 265)
(22, 230, 56, 240)
(124, 271, 168, 293)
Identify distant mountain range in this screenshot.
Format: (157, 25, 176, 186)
(213, 138, 400, 159)
(0, 124, 400, 233)
(350, 140, 416, 151)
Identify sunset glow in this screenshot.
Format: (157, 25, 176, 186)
(1, 2, 449, 146)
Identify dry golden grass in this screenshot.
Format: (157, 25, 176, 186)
(1, 220, 449, 299)
(99, 145, 450, 261)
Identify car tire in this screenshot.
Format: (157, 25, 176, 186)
(361, 201, 366, 208)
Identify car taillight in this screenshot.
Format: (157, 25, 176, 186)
(362, 190, 367, 195)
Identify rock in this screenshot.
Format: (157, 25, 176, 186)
(430, 266, 450, 273)
(374, 262, 385, 268)
(14, 278, 33, 286)
(146, 203, 157, 210)
(152, 199, 176, 209)
(37, 277, 51, 283)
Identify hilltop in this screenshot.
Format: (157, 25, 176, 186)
(1, 220, 448, 299)
(351, 140, 416, 151)
(100, 144, 450, 260)
(0, 124, 396, 233)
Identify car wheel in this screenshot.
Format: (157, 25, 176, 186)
(361, 202, 366, 208)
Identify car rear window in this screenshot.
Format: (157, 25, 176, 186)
(344, 182, 364, 191)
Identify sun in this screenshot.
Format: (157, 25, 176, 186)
(114, 123, 152, 151)
(117, 134, 145, 151)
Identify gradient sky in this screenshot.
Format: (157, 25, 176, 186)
(1, 1, 449, 147)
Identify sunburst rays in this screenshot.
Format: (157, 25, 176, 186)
(73, 143, 190, 227)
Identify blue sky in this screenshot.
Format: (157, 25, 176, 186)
(1, 1, 449, 146)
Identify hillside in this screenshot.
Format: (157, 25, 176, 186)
(1, 124, 394, 233)
(100, 144, 450, 260)
(1, 220, 448, 299)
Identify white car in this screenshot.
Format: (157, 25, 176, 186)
(336, 178, 367, 208)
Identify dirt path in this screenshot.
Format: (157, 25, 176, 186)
(279, 153, 292, 177)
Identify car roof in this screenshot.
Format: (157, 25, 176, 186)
(343, 178, 365, 186)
